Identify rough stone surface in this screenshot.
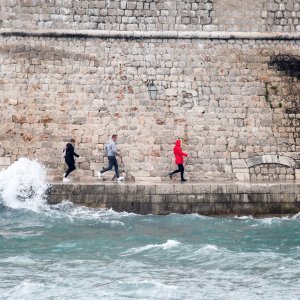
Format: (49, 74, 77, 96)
(0, 0, 214, 31)
(46, 182, 300, 215)
(0, 0, 299, 32)
(262, 0, 300, 33)
(250, 163, 295, 181)
(0, 36, 299, 181)
(0, 1, 299, 181)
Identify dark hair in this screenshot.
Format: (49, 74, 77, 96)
(70, 138, 75, 143)
(112, 134, 117, 139)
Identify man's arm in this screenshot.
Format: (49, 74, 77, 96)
(111, 142, 117, 156)
(70, 145, 79, 158)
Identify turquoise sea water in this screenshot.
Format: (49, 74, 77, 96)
(0, 159, 300, 299)
(1, 204, 300, 300)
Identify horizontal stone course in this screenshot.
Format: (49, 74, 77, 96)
(1, 28, 300, 40)
(1, 0, 299, 32)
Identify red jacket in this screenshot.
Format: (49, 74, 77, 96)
(173, 140, 188, 165)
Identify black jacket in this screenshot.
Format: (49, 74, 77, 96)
(65, 143, 79, 163)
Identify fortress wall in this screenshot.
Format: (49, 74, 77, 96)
(0, 0, 299, 32)
(0, 35, 299, 181)
(0, 0, 299, 181)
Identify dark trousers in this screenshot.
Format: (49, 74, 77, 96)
(101, 156, 119, 178)
(65, 161, 76, 177)
(171, 164, 184, 180)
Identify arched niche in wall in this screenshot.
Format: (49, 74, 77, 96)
(246, 155, 296, 181)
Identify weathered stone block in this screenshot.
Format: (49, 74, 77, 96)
(0, 157, 11, 166)
(155, 184, 174, 195)
(232, 159, 248, 169)
(151, 195, 163, 203)
(173, 184, 193, 194)
(210, 184, 226, 193)
(104, 184, 121, 194)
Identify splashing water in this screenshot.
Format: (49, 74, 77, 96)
(0, 158, 48, 211)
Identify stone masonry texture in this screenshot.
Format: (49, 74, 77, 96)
(46, 182, 300, 215)
(0, 0, 299, 181)
(0, 0, 299, 32)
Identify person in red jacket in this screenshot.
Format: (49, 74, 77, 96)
(169, 139, 188, 182)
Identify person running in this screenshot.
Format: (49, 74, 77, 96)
(97, 134, 124, 182)
(63, 138, 79, 182)
(169, 139, 188, 182)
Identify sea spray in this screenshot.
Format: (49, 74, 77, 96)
(0, 158, 48, 210)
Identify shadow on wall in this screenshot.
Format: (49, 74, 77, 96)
(268, 55, 300, 144)
(269, 55, 300, 80)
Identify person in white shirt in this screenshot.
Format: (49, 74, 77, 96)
(97, 134, 124, 182)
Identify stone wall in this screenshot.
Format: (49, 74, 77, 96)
(249, 164, 295, 181)
(0, 0, 299, 32)
(263, 0, 300, 32)
(47, 182, 300, 215)
(0, 35, 299, 181)
(0, 0, 299, 181)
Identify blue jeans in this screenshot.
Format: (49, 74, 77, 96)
(100, 156, 119, 178)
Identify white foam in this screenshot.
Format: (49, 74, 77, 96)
(0, 256, 36, 265)
(1, 280, 44, 299)
(49, 201, 126, 225)
(234, 215, 254, 220)
(117, 280, 179, 298)
(0, 158, 48, 211)
(235, 215, 296, 222)
(194, 244, 220, 255)
(0, 230, 43, 239)
(291, 212, 300, 220)
(259, 217, 280, 225)
(202, 244, 219, 251)
(124, 240, 181, 255)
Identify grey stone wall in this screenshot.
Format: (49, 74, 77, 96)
(249, 163, 295, 181)
(0, 0, 299, 32)
(0, 0, 214, 31)
(47, 182, 300, 215)
(0, 35, 299, 181)
(0, 0, 299, 181)
(263, 0, 300, 32)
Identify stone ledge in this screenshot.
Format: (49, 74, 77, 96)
(47, 181, 300, 215)
(1, 28, 300, 40)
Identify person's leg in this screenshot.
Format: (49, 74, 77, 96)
(169, 165, 181, 178)
(179, 164, 186, 181)
(101, 157, 114, 174)
(65, 162, 75, 178)
(113, 157, 120, 178)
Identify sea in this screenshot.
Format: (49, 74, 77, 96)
(0, 158, 300, 300)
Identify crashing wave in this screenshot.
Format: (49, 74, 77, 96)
(0, 158, 48, 211)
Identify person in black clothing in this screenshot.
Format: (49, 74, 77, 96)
(63, 138, 79, 182)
